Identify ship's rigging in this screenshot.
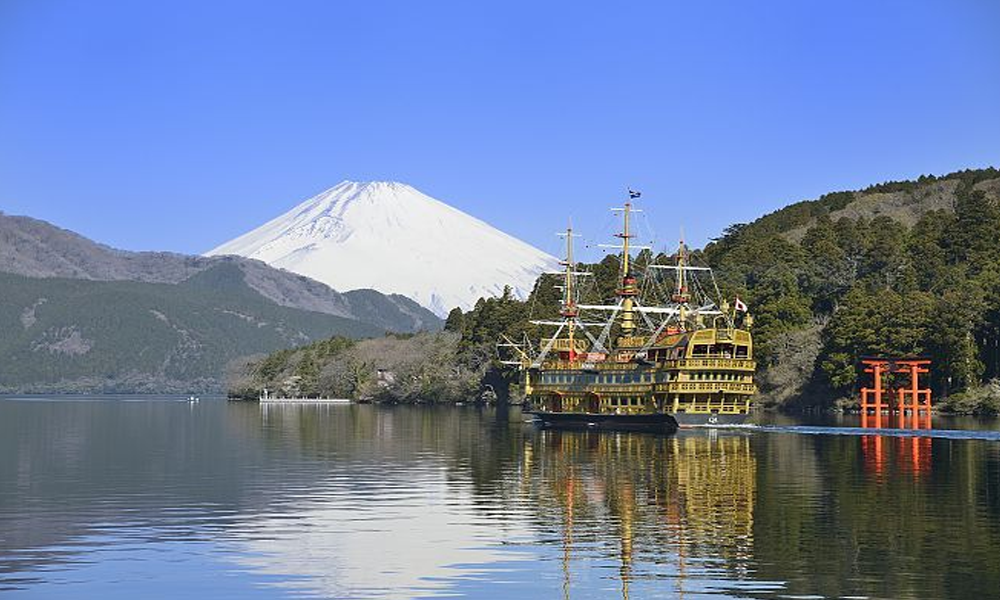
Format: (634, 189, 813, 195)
(504, 197, 736, 368)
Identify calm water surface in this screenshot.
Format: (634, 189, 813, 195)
(1, 397, 998, 599)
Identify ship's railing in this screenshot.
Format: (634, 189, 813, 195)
(664, 358, 756, 370)
(531, 380, 756, 394)
(536, 360, 622, 371)
(658, 382, 757, 394)
(532, 383, 651, 394)
(535, 359, 755, 372)
(542, 339, 590, 352)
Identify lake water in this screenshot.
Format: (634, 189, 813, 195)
(1, 397, 998, 599)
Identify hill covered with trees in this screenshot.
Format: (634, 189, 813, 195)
(0, 264, 387, 393)
(235, 167, 1000, 414)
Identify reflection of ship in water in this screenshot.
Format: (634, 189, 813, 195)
(525, 430, 756, 598)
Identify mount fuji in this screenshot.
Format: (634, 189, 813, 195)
(207, 181, 559, 316)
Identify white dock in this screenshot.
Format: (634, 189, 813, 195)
(259, 397, 352, 404)
(258, 390, 351, 404)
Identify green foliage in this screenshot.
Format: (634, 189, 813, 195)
(702, 167, 1000, 409)
(241, 167, 1000, 411)
(233, 332, 479, 403)
(937, 379, 1000, 415)
(443, 307, 465, 332)
(0, 265, 381, 392)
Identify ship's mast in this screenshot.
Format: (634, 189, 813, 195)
(559, 223, 579, 359)
(616, 201, 639, 337)
(672, 239, 690, 304)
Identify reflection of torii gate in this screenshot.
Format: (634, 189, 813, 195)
(859, 358, 932, 429)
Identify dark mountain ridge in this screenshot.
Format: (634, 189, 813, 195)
(0, 211, 441, 333)
(0, 211, 442, 393)
(0, 265, 384, 393)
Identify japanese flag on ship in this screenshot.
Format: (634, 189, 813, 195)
(734, 297, 749, 313)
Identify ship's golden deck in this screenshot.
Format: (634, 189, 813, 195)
(528, 356, 756, 416)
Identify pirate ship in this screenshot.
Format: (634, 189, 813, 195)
(500, 193, 756, 430)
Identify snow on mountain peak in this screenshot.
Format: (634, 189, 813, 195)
(207, 182, 559, 316)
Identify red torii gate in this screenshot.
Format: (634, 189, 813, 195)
(859, 358, 932, 429)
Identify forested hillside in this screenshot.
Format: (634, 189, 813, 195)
(0, 264, 384, 393)
(0, 212, 442, 333)
(453, 167, 1000, 413)
(702, 167, 1000, 411)
(235, 167, 1000, 414)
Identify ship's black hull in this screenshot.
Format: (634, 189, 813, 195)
(526, 411, 679, 433)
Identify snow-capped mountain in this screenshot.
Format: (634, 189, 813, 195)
(207, 181, 559, 317)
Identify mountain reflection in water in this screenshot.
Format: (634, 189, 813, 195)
(0, 399, 998, 599)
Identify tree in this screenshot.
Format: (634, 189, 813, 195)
(444, 307, 464, 332)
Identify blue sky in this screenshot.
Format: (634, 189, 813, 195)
(1, 0, 998, 260)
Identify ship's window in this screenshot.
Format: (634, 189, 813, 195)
(735, 346, 748, 358)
